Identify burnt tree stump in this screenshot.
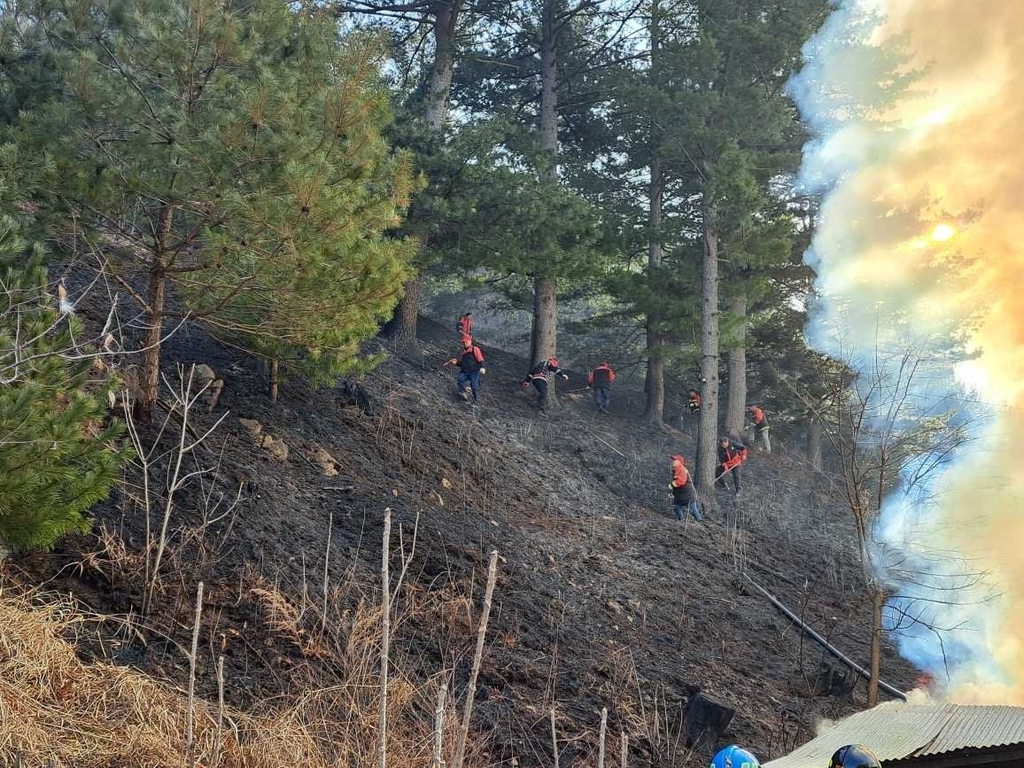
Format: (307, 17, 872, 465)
(684, 692, 736, 756)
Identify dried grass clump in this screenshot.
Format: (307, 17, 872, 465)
(0, 595, 332, 768)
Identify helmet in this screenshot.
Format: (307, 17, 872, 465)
(710, 745, 760, 768)
(461, 335, 472, 346)
(829, 744, 881, 768)
(547, 357, 560, 368)
(719, 435, 730, 443)
(670, 454, 685, 464)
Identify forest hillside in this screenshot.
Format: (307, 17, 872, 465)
(3, 311, 917, 767)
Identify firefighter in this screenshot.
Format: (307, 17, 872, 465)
(587, 361, 616, 413)
(445, 335, 485, 404)
(710, 745, 760, 768)
(455, 312, 473, 337)
(747, 404, 771, 453)
(521, 357, 568, 413)
(828, 745, 881, 768)
(670, 454, 703, 522)
(687, 389, 702, 413)
(716, 436, 748, 497)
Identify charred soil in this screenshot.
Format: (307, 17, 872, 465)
(5, 315, 918, 767)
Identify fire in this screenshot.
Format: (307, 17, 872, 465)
(790, 0, 1024, 704)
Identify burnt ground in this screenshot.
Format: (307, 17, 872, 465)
(5, 312, 919, 767)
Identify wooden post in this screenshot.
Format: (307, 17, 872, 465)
(551, 708, 560, 768)
(377, 509, 392, 768)
(452, 550, 499, 768)
(598, 707, 608, 768)
(433, 677, 448, 768)
(186, 581, 204, 768)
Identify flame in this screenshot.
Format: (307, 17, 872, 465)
(790, 0, 1024, 704)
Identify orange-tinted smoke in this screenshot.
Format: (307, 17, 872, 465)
(793, 0, 1024, 703)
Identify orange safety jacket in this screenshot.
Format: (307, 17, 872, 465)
(588, 363, 616, 387)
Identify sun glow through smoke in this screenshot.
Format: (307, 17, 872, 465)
(790, 0, 1024, 703)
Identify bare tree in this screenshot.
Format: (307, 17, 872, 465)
(798, 339, 986, 706)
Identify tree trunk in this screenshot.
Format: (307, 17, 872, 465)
(532, 0, 560, 411)
(386, 273, 422, 347)
(724, 292, 747, 439)
(137, 267, 166, 422)
(384, 1, 461, 347)
(269, 358, 280, 402)
(136, 206, 174, 422)
(868, 587, 884, 707)
(644, 21, 665, 427)
(695, 207, 720, 506)
(807, 417, 823, 471)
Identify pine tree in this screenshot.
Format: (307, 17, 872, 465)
(0, 217, 127, 552)
(1, 0, 416, 417)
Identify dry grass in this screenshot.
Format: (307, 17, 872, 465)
(0, 593, 331, 768)
(0, 587, 480, 768)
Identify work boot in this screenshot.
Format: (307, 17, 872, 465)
(458, 388, 469, 402)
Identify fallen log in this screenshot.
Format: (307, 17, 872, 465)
(745, 575, 908, 702)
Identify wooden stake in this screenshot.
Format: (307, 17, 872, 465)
(210, 655, 225, 767)
(377, 509, 392, 768)
(433, 676, 448, 768)
(551, 708, 560, 768)
(620, 732, 628, 768)
(598, 707, 607, 768)
(452, 550, 499, 768)
(186, 581, 204, 768)
(322, 511, 333, 631)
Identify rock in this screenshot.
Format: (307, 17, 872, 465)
(310, 444, 340, 476)
(239, 418, 263, 442)
(261, 435, 289, 462)
(607, 600, 624, 614)
(193, 364, 224, 412)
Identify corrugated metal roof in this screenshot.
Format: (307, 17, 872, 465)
(763, 702, 1024, 768)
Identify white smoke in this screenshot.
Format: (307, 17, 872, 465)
(788, 0, 1024, 703)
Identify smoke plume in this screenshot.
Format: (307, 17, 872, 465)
(789, 0, 1024, 703)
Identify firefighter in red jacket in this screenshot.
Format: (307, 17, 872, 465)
(716, 436, 748, 497)
(687, 388, 702, 413)
(588, 361, 616, 413)
(670, 454, 703, 522)
(445, 335, 485, 404)
(456, 312, 473, 338)
(747, 405, 771, 453)
(522, 357, 568, 413)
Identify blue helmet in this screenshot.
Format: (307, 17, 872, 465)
(711, 745, 760, 768)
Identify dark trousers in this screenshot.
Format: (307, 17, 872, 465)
(593, 386, 611, 410)
(716, 464, 741, 492)
(457, 371, 480, 402)
(531, 377, 548, 409)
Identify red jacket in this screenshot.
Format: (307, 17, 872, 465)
(456, 315, 473, 337)
(749, 406, 766, 425)
(588, 363, 616, 387)
(670, 455, 690, 488)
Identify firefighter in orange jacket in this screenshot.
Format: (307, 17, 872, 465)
(747, 405, 771, 453)
(687, 389, 702, 413)
(522, 357, 568, 413)
(446, 335, 485, 404)
(456, 312, 473, 337)
(716, 436, 748, 497)
(588, 361, 616, 413)
(670, 454, 703, 522)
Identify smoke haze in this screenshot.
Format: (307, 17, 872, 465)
(789, 0, 1024, 703)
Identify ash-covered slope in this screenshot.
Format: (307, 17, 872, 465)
(13, 313, 918, 767)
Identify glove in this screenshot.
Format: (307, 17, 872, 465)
(521, 381, 529, 390)
(560, 373, 569, 381)
(480, 367, 486, 374)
